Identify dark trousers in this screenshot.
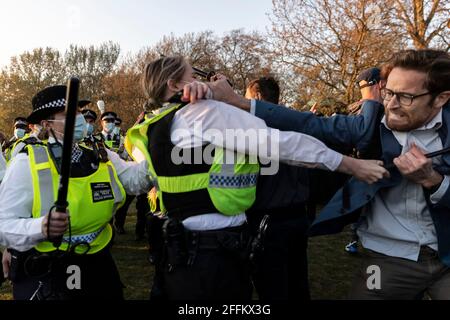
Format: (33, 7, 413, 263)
(248, 207, 311, 300)
(161, 225, 253, 300)
(12, 246, 123, 300)
(349, 246, 450, 300)
(114, 193, 149, 236)
(114, 194, 135, 230)
(135, 193, 150, 236)
(147, 215, 167, 299)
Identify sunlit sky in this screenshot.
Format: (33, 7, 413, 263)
(0, 0, 273, 67)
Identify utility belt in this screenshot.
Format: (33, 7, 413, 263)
(9, 248, 52, 283)
(8, 243, 105, 283)
(162, 218, 251, 272)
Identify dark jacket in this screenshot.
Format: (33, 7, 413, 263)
(254, 100, 450, 266)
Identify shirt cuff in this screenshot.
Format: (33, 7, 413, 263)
(27, 216, 46, 244)
(250, 99, 256, 115)
(328, 152, 344, 172)
(430, 175, 449, 204)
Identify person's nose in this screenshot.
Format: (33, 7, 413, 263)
(385, 95, 400, 110)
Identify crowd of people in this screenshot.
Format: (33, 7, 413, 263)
(0, 48, 449, 300)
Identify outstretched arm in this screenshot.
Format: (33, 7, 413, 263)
(184, 78, 384, 152)
(172, 100, 388, 184)
(253, 99, 384, 151)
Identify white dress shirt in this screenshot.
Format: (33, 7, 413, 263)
(0, 146, 151, 252)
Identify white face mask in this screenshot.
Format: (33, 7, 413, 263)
(73, 114, 88, 141)
(47, 114, 87, 142)
(86, 123, 95, 136)
(113, 127, 120, 135)
(104, 122, 115, 133)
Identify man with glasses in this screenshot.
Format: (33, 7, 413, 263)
(190, 49, 450, 299)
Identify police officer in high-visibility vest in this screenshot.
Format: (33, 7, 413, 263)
(82, 109, 97, 138)
(101, 111, 121, 152)
(111, 116, 147, 239)
(114, 117, 124, 142)
(3, 117, 30, 162)
(0, 85, 153, 300)
(127, 56, 386, 300)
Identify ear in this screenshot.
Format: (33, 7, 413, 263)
(167, 79, 181, 93)
(433, 91, 450, 109)
(256, 92, 262, 101)
(40, 120, 49, 129)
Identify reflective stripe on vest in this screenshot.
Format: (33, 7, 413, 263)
(10, 141, 28, 160)
(33, 145, 55, 217)
(107, 164, 124, 213)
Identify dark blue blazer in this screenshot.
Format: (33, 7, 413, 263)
(254, 100, 450, 266)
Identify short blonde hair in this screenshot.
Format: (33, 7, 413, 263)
(141, 56, 186, 109)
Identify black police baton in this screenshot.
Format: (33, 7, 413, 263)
(50, 77, 80, 248)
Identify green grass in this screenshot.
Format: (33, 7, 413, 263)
(0, 213, 360, 300)
(308, 228, 361, 299)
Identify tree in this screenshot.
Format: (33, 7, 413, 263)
(136, 31, 219, 72)
(64, 41, 121, 101)
(215, 29, 274, 95)
(0, 47, 65, 134)
(390, 0, 450, 50)
(137, 30, 273, 96)
(101, 54, 147, 130)
(268, 0, 404, 106)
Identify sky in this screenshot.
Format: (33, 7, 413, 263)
(0, 0, 274, 67)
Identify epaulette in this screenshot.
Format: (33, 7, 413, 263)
(18, 137, 46, 155)
(21, 137, 43, 145)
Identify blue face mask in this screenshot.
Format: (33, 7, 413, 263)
(105, 122, 115, 133)
(113, 127, 120, 135)
(73, 114, 88, 142)
(14, 128, 26, 139)
(86, 123, 95, 136)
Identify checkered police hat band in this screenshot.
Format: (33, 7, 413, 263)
(35, 98, 66, 112)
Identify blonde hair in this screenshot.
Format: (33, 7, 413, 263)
(141, 56, 186, 110)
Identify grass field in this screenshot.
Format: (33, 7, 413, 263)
(0, 213, 361, 300)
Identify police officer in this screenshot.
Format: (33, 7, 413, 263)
(113, 116, 148, 239)
(244, 77, 312, 300)
(101, 111, 121, 152)
(0, 85, 153, 300)
(101, 115, 137, 237)
(2, 117, 30, 161)
(114, 117, 122, 136)
(81, 109, 98, 138)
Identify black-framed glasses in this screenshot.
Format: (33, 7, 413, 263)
(381, 88, 433, 106)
